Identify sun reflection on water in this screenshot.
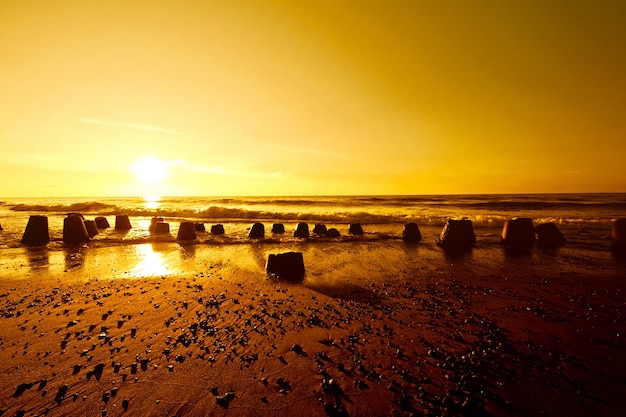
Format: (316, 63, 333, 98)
(143, 195, 161, 209)
(131, 243, 170, 277)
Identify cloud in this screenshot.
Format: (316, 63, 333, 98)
(78, 118, 188, 136)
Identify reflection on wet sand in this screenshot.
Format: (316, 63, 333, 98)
(26, 246, 49, 271)
(64, 246, 84, 270)
(131, 243, 170, 277)
(178, 243, 196, 260)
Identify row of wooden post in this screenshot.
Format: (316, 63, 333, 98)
(8, 215, 626, 253)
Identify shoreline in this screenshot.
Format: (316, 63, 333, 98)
(1, 241, 626, 416)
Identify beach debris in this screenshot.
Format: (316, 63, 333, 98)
(289, 343, 304, 355)
(63, 214, 90, 244)
(324, 399, 348, 417)
(326, 228, 341, 238)
(211, 224, 225, 235)
(271, 223, 285, 234)
(248, 222, 265, 238)
(21, 215, 50, 246)
(436, 219, 476, 251)
(194, 222, 205, 232)
(114, 215, 132, 230)
(177, 222, 197, 241)
(55, 384, 69, 404)
(313, 224, 328, 236)
(216, 391, 236, 407)
(294, 222, 310, 238)
(266, 252, 305, 281)
(13, 381, 35, 397)
(349, 223, 364, 235)
(94, 216, 110, 229)
(402, 222, 422, 243)
(84, 220, 99, 237)
(535, 222, 566, 248)
(501, 218, 536, 247)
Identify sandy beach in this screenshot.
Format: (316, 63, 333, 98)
(1, 238, 625, 417)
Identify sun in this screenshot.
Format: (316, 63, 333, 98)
(131, 156, 168, 184)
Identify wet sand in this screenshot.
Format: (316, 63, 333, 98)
(1, 241, 625, 416)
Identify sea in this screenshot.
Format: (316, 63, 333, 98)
(1, 193, 624, 253)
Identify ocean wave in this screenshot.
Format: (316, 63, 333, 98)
(5, 201, 619, 227)
(444, 201, 626, 211)
(10, 201, 118, 213)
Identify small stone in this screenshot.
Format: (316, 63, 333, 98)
(290, 343, 304, 355)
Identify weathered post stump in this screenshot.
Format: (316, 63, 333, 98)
(271, 224, 285, 234)
(115, 215, 132, 230)
(313, 224, 327, 236)
(349, 223, 364, 235)
(611, 219, 626, 256)
(210, 224, 225, 235)
(154, 222, 170, 233)
(294, 223, 309, 238)
(84, 220, 99, 238)
(177, 222, 197, 241)
(149, 217, 164, 232)
(501, 218, 536, 247)
(194, 223, 205, 232)
(437, 219, 476, 251)
(63, 215, 90, 244)
(326, 228, 341, 238)
(22, 215, 50, 246)
(266, 252, 305, 281)
(402, 222, 422, 243)
(248, 223, 265, 238)
(535, 222, 566, 248)
(95, 217, 110, 229)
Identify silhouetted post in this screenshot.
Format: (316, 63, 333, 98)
(313, 224, 327, 236)
(154, 222, 170, 233)
(95, 216, 110, 229)
(326, 228, 341, 238)
(266, 252, 305, 281)
(115, 215, 132, 230)
(194, 223, 205, 232)
(22, 215, 50, 246)
(177, 222, 197, 241)
(403, 222, 422, 243)
(149, 217, 164, 232)
(248, 223, 265, 238)
(611, 219, 626, 256)
(84, 220, 99, 237)
(535, 222, 566, 248)
(437, 219, 476, 251)
(294, 223, 310, 238)
(501, 218, 535, 247)
(210, 224, 225, 235)
(63, 215, 90, 244)
(271, 224, 285, 234)
(349, 223, 364, 235)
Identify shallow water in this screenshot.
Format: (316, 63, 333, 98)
(1, 194, 624, 284)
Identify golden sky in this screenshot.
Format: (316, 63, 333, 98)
(1, 0, 625, 197)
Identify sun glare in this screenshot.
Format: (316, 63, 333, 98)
(131, 157, 168, 184)
(143, 194, 162, 209)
